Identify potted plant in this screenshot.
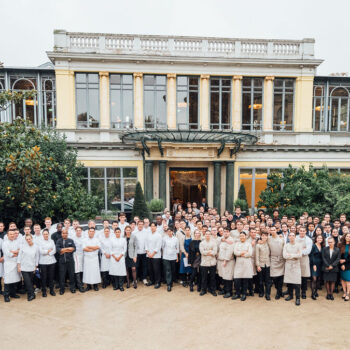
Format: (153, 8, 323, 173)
(233, 198, 249, 215)
(148, 199, 164, 221)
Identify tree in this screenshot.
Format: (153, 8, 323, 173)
(238, 184, 247, 202)
(132, 182, 150, 220)
(0, 119, 102, 226)
(0, 90, 37, 112)
(258, 165, 350, 218)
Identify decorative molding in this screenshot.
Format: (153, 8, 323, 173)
(167, 73, 176, 79)
(133, 72, 143, 78)
(99, 71, 109, 77)
(233, 75, 243, 80)
(265, 76, 275, 81)
(200, 74, 210, 80)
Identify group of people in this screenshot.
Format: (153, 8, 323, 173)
(1, 205, 350, 306)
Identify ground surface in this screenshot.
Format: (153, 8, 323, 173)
(1, 284, 349, 350)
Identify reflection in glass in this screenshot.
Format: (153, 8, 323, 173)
(210, 77, 231, 129)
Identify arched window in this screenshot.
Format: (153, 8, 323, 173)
(313, 86, 324, 131)
(329, 87, 349, 131)
(42, 78, 56, 127)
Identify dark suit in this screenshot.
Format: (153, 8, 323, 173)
(56, 238, 76, 291)
(200, 203, 209, 212)
(322, 246, 340, 282)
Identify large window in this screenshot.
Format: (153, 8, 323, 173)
(42, 78, 56, 128)
(83, 167, 137, 212)
(273, 79, 294, 131)
(313, 85, 324, 132)
(242, 77, 263, 130)
(110, 74, 133, 129)
(210, 77, 231, 129)
(144, 75, 167, 128)
(176, 76, 199, 129)
(329, 87, 349, 131)
(76, 73, 100, 128)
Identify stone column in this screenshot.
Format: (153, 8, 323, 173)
(144, 160, 154, 202)
(167, 73, 177, 129)
(225, 161, 235, 213)
(99, 72, 110, 129)
(133, 72, 144, 129)
(200, 74, 210, 130)
(232, 75, 242, 131)
(263, 76, 274, 131)
(159, 160, 167, 205)
(213, 161, 222, 212)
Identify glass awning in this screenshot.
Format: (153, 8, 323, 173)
(122, 129, 258, 158)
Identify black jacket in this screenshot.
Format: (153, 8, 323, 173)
(322, 246, 341, 272)
(188, 240, 201, 265)
(340, 245, 350, 270)
(56, 238, 76, 263)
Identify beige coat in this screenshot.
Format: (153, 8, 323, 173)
(176, 230, 186, 253)
(296, 236, 311, 277)
(217, 238, 235, 280)
(234, 241, 253, 279)
(268, 235, 285, 277)
(247, 236, 257, 276)
(283, 242, 302, 284)
(199, 239, 217, 267)
(230, 230, 241, 243)
(255, 242, 271, 268)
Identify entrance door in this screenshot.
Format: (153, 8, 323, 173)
(170, 168, 207, 209)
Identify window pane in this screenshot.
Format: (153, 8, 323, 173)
(240, 169, 253, 178)
(284, 93, 293, 130)
(76, 74, 86, 83)
(255, 179, 268, 206)
(122, 75, 133, 84)
(255, 168, 268, 178)
(88, 74, 99, 83)
(123, 168, 137, 178)
(273, 94, 282, 129)
(90, 168, 104, 178)
(144, 90, 154, 126)
(340, 99, 348, 131)
(107, 179, 121, 211)
(124, 179, 137, 203)
(240, 179, 252, 208)
(80, 167, 88, 178)
(253, 93, 263, 129)
(189, 91, 198, 126)
(330, 99, 338, 131)
(144, 75, 154, 85)
(123, 90, 133, 127)
(177, 90, 188, 126)
(242, 92, 251, 129)
(156, 91, 167, 127)
(177, 76, 187, 85)
(110, 74, 121, 84)
(210, 92, 219, 126)
(88, 89, 99, 127)
(221, 92, 230, 126)
(106, 168, 121, 178)
(156, 76, 166, 85)
(91, 179, 105, 209)
(110, 89, 121, 125)
(76, 89, 87, 126)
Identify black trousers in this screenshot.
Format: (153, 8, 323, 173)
(272, 275, 284, 296)
(163, 259, 176, 286)
(234, 278, 249, 296)
(301, 277, 308, 293)
(147, 257, 161, 285)
(200, 266, 216, 293)
(137, 253, 148, 280)
(111, 275, 125, 288)
(287, 283, 301, 299)
(4, 282, 18, 298)
(22, 271, 35, 297)
(223, 279, 233, 294)
(40, 264, 55, 291)
(58, 261, 75, 290)
(257, 266, 272, 294)
(190, 267, 201, 288)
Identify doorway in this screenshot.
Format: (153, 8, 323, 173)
(170, 168, 207, 210)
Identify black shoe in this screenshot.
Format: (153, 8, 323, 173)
(301, 292, 306, 299)
(223, 293, 231, 298)
(50, 289, 56, 296)
(4, 296, 10, 302)
(93, 285, 99, 291)
(120, 287, 124, 292)
(315, 291, 319, 297)
(146, 282, 153, 287)
(275, 294, 281, 300)
(231, 294, 240, 300)
(59, 289, 65, 295)
(199, 291, 206, 296)
(28, 294, 35, 302)
(330, 294, 334, 300)
(248, 291, 254, 297)
(326, 294, 330, 300)
(285, 295, 293, 301)
(154, 283, 161, 289)
(113, 285, 118, 291)
(240, 295, 247, 301)
(126, 282, 130, 289)
(259, 292, 264, 298)
(295, 298, 301, 306)
(167, 285, 172, 292)
(85, 285, 91, 291)
(197, 286, 201, 292)
(102, 283, 107, 289)
(183, 282, 188, 288)
(211, 291, 217, 297)
(70, 289, 76, 294)
(189, 285, 194, 292)
(42, 290, 47, 297)
(10, 294, 20, 299)
(282, 290, 288, 297)
(133, 282, 137, 289)
(311, 293, 317, 300)
(265, 295, 271, 301)
(218, 290, 225, 295)
(79, 287, 85, 293)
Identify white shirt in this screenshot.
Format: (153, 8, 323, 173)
(134, 229, 148, 254)
(118, 222, 129, 236)
(33, 234, 43, 245)
(162, 236, 179, 260)
(41, 226, 56, 238)
(73, 235, 85, 255)
(17, 242, 39, 272)
(145, 232, 162, 259)
(39, 239, 56, 265)
(83, 237, 100, 257)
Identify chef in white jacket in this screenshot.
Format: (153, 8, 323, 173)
(0, 236, 4, 294)
(38, 229, 56, 297)
(109, 227, 127, 291)
(82, 227, 101, 291)
(72, 226, 85, 292)
(2, 230, 21, 302)
(100, 227, 113, 288)
(17, 234, 39, 301)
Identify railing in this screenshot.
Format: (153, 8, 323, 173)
(53, 30, 315, 59)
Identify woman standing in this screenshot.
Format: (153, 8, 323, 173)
(283, 232, 302, 306)
(17, 235, 39, 301)
(109, 228, 127, 291)
(125, 226, 137, 289)
(339, 232, 350, 301)
(309, 234, 324, 300)
(322, 237, 340, 300)
(232, 232, 253, 301)
(39, 229, 56, 297)
(188, 230, 202, 292)
(179, 227, 192, 287)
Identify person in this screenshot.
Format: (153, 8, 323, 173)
(20, 218, 34, 236)
(247, 228, 258, 296)
(322, 237, 340, 300)
(233, 206, 245, 222)
(267, 226, 285, 299)
(256, 231, 272, 300)
(162, 228, 179, 292)
(309, 234, 324, 300)
(283, 232, 302, 306)
(33, 224, 43, 245)
(2, 230, 21, 302)
(134, 220, 148, 285)
(145, 222, 162, 288)
(109, 228, 127, 291)
(118, 213, 129, 236)
(339, 232, 350, 301)
(232, 231, 253, 301)
(100, 227, 112, 288)
(188, 230, 202, 292)
(39, 229, 56, 297)
(217, 228, 235, 298)
(179, 226, 192, 287)
(72, 226, 85, 293)
(82, 227, 101, 291)
(0, 234, 4, 295)
(296, 226, 312, 299)
(42, 217, 56, 237)
(17, 234, 39, 301)
(56, 228, 76, 295)
(124, 225, 137, 288)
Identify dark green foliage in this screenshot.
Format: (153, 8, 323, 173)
(238, 184, 247, 202)
(234, 199, 248, 213)
(132, 181, 150, 219)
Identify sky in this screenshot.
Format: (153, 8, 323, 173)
(0, 0, 348, 75)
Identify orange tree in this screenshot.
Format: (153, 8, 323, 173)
(0, 119, 102, 226)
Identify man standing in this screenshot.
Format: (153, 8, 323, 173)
(134, 220, 148, 285)
(162, 228, 179, 292)
(118, 213, 129, 236)
(56, 229, 76, 295)
(72, 226, 85, 293)
(145, 222, 162, 288)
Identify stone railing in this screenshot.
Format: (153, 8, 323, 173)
(53, 30, 315, 59)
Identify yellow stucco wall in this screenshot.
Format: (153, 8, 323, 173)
(294, 76, 314, 132)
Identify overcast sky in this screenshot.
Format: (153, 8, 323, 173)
(0, 0, 348, 75)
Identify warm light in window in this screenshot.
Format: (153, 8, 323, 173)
(177, 102, 187, 108)
(25, 100, 37, 106)
(248, 104, 262, 110)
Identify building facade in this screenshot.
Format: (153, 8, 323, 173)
(2, 30, 350, 214)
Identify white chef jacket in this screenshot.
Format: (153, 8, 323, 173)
(38, 239, 56, 265)
(145, 232, 162, 259)
(99, 235, 113, 272)
(0, 238, 4, 278)
(73, 234, 85, 273)
(118, 222, 129, 236)
(82, 237, 101, 284)
(17, 242, 39, 272)
(162, 236, 179, 261)
(2, 239, 21, 283)
(109, 236, 127, 276)
(134, 229, 147, 254)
